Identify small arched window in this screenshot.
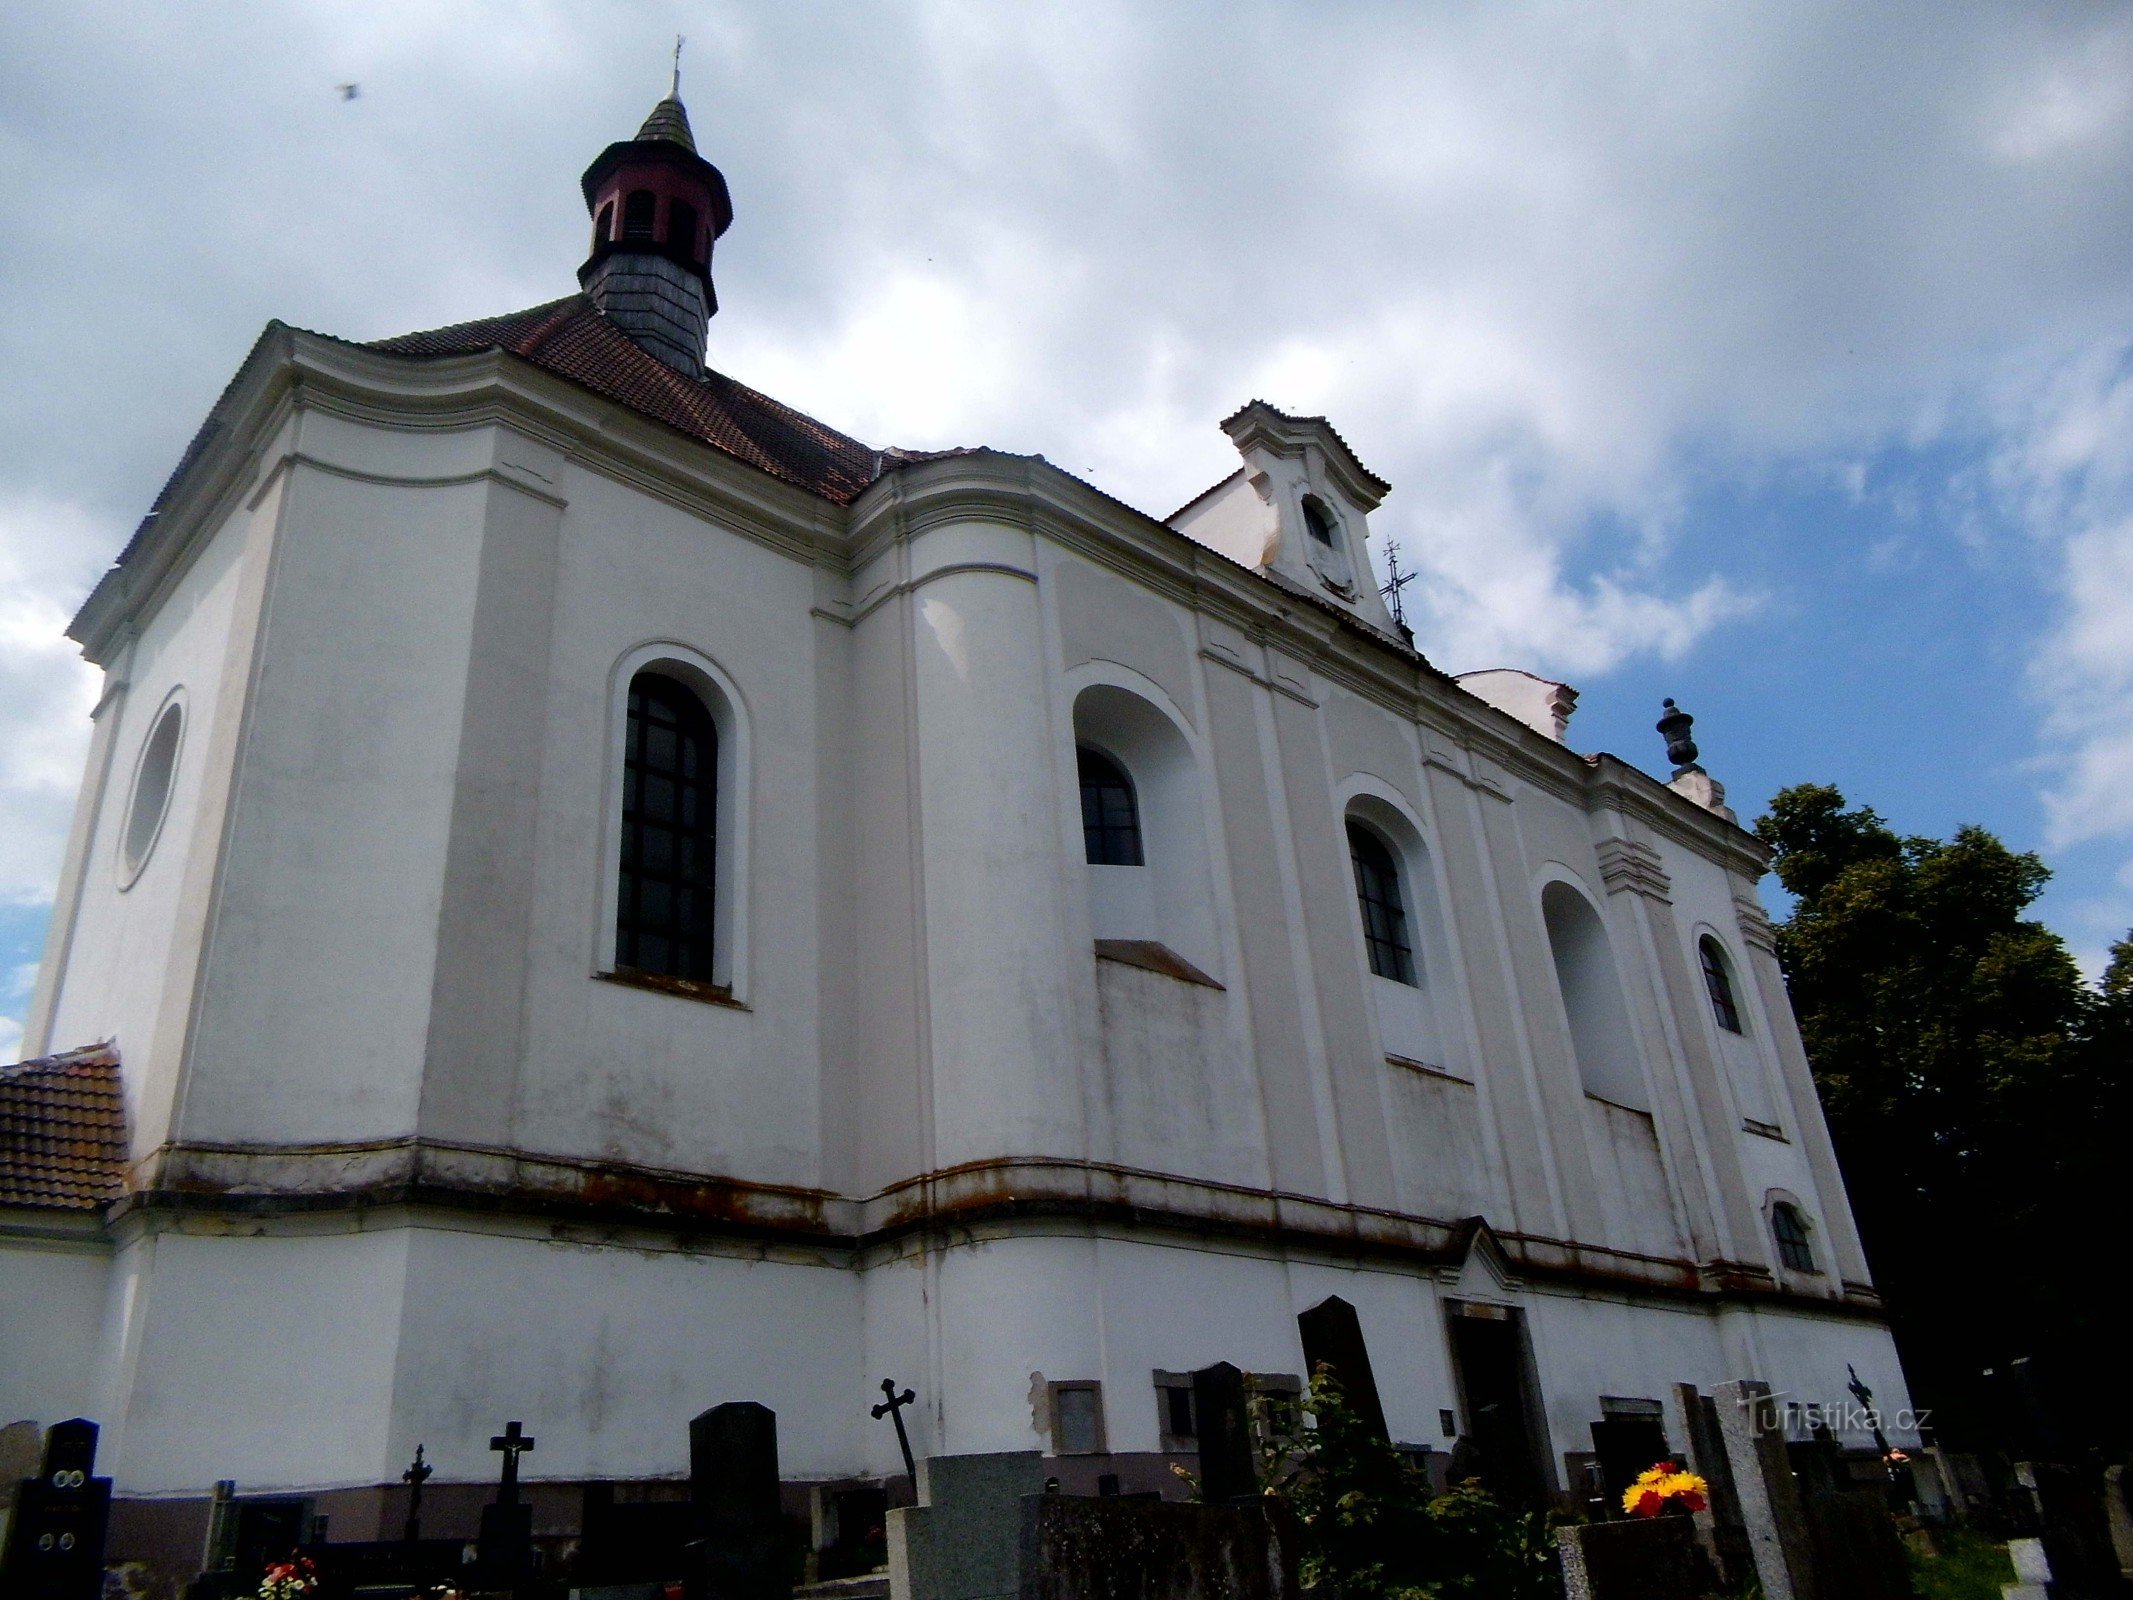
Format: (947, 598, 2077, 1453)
(1348, 821, 1416, 985)
(1078, 747, 1143, 866)
(1303, 498, 1339, 547)
(1771, 1202, 1815, 1272)
(617, 672, 718, 980)
(1700, 937, 1743, 1034)
(622, 189, 658, 241)
(593, 200, 615, 248)
(669, 199, 700, 260)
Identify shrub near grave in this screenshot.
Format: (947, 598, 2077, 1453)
(1254, 1368, 1565, 1600)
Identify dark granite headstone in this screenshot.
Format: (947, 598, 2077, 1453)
(2013, 1461, 2130, 1600)
(1590, 1417, 1671, 1514)
(0, 1418, 112, 1600)
(1019, 1492, 1299, 1600)
(1800, 1491, 1915, 1600)
(1190, 1365, 1255, 1507)
(686, 1401, 790, 1600)
(1556, 1517, 1715, 1600)
(1673, 1383, 1751, 1589)
(474, 1419, 538, 1586)
(1296, 1296, 1389, 1443)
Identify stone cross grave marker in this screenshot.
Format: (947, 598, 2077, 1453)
(687, 1400, 789, 1600)
(1192, 1364, 1256, 1506)
(1297, 1296, 1389, 1444)
(0, 1418, 112, 1600)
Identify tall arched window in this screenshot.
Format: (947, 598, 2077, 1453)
(1699, 937, 1743, 1033)
(622, 188, 658, 241)
(617, 672, 718, 980)
(1347, 821, 1416, 985)
(593, 201, 615, 248)
(1079, 746, 1143, 865)
(1771, 1202, 1815, 1272)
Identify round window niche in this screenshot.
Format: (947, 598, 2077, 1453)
(119, 695, 185, 884)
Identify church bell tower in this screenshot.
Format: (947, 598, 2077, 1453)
(577, 80, 734, 377)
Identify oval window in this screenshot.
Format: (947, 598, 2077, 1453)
(121, 698, 184, 880)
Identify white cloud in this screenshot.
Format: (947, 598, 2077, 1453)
(2, 0, 2132, 925)
(0, 496, 105, 904)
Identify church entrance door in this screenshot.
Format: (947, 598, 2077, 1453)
(1445, 1303, 1550, 1507)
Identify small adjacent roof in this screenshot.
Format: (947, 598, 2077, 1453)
(370, 296, 881, 505)
(0, 1042, 126, 1212)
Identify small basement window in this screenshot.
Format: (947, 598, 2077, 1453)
(1049, 1382, 1106, 1455)
(121, 697, 184, 880)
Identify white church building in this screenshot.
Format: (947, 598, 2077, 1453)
(3, 89, 1912, 1548)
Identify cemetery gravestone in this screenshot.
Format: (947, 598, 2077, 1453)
(475, 1418, 538, 1587)
(0, 1418, 112, 1600)
(1018, 1493, 1300, 1600)
(1189, 1365, 1255, 1506)
(1674, 1382, 1752, 1588)
(688, 1401, 791, 1600)
(2012, 1462, 2131, 1600)
(1589, 1415, 1671, 1515)
(2104, 1465, 2133, 1581)
(1555, 1517, 1712, 1600)
(1713, 1380, 1818, 1600)
(887, 1451, 1044, 1600)
(1295, 1297, 1389, 1443)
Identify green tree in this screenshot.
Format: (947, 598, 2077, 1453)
(1756, 785, 2132, 1451)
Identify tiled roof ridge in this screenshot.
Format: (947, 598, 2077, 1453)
(364, 298, 881, 506)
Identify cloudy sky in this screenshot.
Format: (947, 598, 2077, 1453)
(4, 1, 2132, 1057)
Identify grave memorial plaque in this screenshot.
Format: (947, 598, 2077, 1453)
(0, 1418, 112, 1600)
(1296, 1296, 1389, 1444)
(686, 1401, 790, 1600)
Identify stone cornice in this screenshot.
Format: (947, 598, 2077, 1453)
(109, 1138, 1886, 1325)
(1595, 837, 1674, 902)
(79, 327, 1772, 880)
(1733, 892, 1782, 956)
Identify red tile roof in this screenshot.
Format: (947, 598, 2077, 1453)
(368, 297, 882, 505)
(0, 1043, 127, 1211)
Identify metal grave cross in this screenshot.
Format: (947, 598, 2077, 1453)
(489, 1421, 535, 1504)
(871, 1379, 918, 1479)
(400, 1444, 433, 1541)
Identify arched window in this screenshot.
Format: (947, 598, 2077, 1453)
(622, 189, 658, 241)
(1700, 937, 1743, 1033)
(616, 672, 718, 980)
(1303, 497, 1339, 547)
(1078, 747, 1143, 866)
(1771, 1202, 1815, 1272)
(593, 200, 615, 248)
(1542, 880, 1650, 1110)
(1348, 821, 1415, 985)
(669, 199, 700, 260)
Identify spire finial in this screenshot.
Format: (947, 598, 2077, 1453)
(672, 34, 685, 99)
